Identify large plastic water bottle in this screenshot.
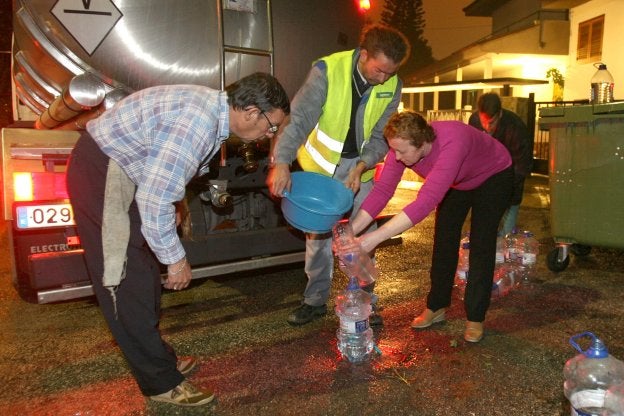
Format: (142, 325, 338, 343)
(495, 234, 505, 265)
(590, 63, 614, 104)
(504, 228, 523, 264)
(603, 382, 624, 415)
(333, 220, 378, 287)
(335, 276, 374, 363)
(491, 264, 515, 298)
(564, 332, 624, 416)
(519, 230, 539, 285)
(454, 238, 470, 300)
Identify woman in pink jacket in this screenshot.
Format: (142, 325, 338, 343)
(348, 111, 513, 342)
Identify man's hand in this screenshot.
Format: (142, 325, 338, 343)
(267, 163, 291, 197)
(164, 257, 191, 290)
(344, 161, 368, 193)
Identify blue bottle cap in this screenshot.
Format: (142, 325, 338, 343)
(570, 331, 609, 359)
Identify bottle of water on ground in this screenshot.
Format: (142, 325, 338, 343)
(454, 235, 470, 300)
(518, 230, 539, 285)
(495, 234, 505, 266)
(603, 382, 624, 415)
(491, 264, 515, 298)
(504, 228, 523, 265)
(491, 234, 514, 298)
(456, 231, 529, 300)
(335, 276, 374, 363)
(564, 332, 624, 416)
(333, 219, 378, 287)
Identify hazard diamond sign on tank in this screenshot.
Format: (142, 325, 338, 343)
(51, 0, 123, 55)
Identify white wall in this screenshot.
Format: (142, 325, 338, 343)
(564, 0, 624, 101)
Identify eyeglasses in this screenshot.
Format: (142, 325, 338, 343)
(260, 111, 279, 134)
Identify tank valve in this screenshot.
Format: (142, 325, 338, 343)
(199, 180, 232, 208)
(238, 142, 259, 172)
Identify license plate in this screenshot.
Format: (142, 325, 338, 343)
(15, 203, 75, 229)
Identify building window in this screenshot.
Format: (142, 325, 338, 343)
(576, 15, 604, 63)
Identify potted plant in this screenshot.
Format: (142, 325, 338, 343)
(546, 68, 564, 102)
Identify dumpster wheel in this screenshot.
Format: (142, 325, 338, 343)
(547, 247, 570, 272)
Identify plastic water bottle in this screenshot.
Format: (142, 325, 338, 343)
(335, 276, 374, 363)
(504, 228, 523, 264)
(491, 264, 515, 298)
(519, 230, 539, 285)
(564, 332, 624, 416)
(603, 382, 624, 415)
(495, 234, 505, 265)
(454, 238, 470, 300)
(333, 220, 378, 287)
(590, 63, 614, 104)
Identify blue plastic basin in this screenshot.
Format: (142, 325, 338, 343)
(281, 172, 354, 234)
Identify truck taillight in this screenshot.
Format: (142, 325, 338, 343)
(13, 172, 69, 202)
(13, 173, 34, 201)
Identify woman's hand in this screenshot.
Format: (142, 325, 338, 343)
(357, 233, 379, 255)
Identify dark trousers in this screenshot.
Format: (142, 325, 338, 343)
(66, 133, 183, 396)
(427, 167, 513, 322)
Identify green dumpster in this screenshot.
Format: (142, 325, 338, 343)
(539, 102, 624, 271)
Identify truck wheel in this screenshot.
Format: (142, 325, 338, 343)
(547, 247, 570, 272)
(570, 244, 592, 257)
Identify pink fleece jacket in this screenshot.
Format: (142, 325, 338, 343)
(360, 120, 512, 225)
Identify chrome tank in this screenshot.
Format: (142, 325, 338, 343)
(12, 0, 273, 116)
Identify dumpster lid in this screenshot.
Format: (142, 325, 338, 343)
(539, 101, 624, 123)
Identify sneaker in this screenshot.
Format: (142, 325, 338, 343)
(287, 303, 327, 326)
(150, 380, 215, 407)
(177, 356, 197, 376)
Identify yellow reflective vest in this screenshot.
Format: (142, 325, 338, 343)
(296, 50, 398, 182)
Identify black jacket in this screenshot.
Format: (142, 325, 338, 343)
(469, 109, 533, 204)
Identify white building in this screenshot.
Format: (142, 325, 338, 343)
(404, 0, 622, 109)
(402, 0, 623, 172)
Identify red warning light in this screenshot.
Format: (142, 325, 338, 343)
(358, 0, 371, 13)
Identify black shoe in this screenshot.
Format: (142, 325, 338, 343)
(287, 303, 327, 326)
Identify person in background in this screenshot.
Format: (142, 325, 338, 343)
(267, 24, 410, 326)
(67, 73, 289, 407)
(344, 111, 513, 343)
(468, 92, 533, 236)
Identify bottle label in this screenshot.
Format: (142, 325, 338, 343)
(522, 253, 537, 265)
(340, 318, 370, 334)
(570, 389, 606, 416)
(496, 252, 504, 263)
(505, 249, 522, 262)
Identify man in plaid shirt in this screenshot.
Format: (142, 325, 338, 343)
(67, 72, 289, 407)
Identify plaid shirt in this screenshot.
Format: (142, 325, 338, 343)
(86, 85, 229, 264)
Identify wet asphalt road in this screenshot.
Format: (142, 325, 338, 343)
(1, 174, 624, 415)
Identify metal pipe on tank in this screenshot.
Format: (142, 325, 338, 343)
(54, 88, 129, 131)
(35, 73, 106, 130)
(54, 107, 103, 131)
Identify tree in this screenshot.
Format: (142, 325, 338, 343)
(381, 0, 434, 77)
